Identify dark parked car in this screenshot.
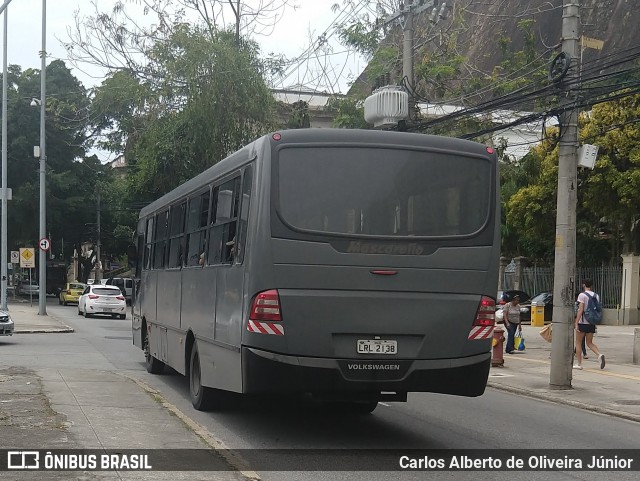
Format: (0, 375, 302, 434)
(519, 292, 553, 324)
(496, 289, 530, 306)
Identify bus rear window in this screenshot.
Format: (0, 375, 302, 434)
(277, 147, 492, 237)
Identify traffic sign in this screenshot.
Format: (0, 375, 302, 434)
(11, 251, 19, 264)
(19, 248, 35, 268)
(39, 237, 51, 252)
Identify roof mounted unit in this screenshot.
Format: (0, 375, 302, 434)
(364, 86, 409, 128)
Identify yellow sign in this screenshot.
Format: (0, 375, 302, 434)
(19, 248, 35, 268)
(582, 36, 604, 50)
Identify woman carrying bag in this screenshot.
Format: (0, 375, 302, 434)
(503, 294, 521, 354)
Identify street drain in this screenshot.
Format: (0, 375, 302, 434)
(614, 400, 640, 405)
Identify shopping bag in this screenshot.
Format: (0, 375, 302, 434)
(514, 326, 526, 351)
(539, 324, 552, 343)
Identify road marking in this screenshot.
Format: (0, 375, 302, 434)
(380, 402, 390, 407)
(122, 374, 261, 481)
(507, 355, 640, 381)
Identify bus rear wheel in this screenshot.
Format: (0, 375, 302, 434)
(144, 332, 164, 374)
(189, 343, 219, 411)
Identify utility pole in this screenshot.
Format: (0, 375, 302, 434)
(402, 4, 415, 119)
(383, 1, 436, 121)
(1, 6, 9, 311)
(96, 189, 101, 282)
(550, 0, 581, 389)
(37, 0, 47, 316)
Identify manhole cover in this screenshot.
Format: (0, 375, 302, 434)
(614, 400, 640, 405)
(104, 336, 132, 340)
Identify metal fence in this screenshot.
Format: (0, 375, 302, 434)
(503, 266, 622, 308)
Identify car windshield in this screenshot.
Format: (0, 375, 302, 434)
(70, 283, 85, 290)
(92, 288, 121, 296)
(530, 293, 552, 304)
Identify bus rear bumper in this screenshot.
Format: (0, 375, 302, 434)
(242, 347, 490, 398)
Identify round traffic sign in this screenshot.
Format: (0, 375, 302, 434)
(39, 237, 51, 251)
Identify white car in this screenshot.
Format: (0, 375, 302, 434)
(78, 284, 127, 319)
(0, 309, 14, 336)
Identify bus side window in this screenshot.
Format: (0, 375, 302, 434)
(144, 217, 154, 270)
(185, 189, 211, 267)
(208, 175, 241, 265)
(167, 202, 186, 268)
(236, 165, 253, 263)
(153, 210, 169, 269)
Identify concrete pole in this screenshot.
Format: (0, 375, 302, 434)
(550, 0, 580, 389)
(37, 0, 47, 315)
(1, 8, 8, 311)
(402, 6, 414, 120)
(96, 189, 101, 282)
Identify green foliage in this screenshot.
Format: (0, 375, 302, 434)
(95, 26, 277, 201)
(1, 60, 100, 261)
(580, 92, 640, 254)
(338, 22, 382, 59)
(286, 101, 311, 129)
(325, 97, 369, 129)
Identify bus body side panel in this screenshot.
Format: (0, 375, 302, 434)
(180, 267, 216, 341)
(180, 264, 244, 393)
(141, 270, 160, 358)
(197, 341, 243, 393)
(157, 270, 185, 371)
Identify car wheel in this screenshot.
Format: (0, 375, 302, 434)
(63, 300, 67, 306)
(189, 342, 221, 411)
(84, 309, 91, 318)
(144, 330, 165, 374)
(78, 308, 82, 316)
(58, 298, 62, 305)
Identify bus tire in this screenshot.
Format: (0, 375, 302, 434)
(144, 331, 165, 374)
(189, 343, 217, 411)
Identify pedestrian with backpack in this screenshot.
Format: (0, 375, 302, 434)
(573, 279, 605, 370)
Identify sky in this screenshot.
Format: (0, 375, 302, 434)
(3, 0, 368, 95)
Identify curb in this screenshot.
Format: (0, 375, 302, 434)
(487, 381, 640, 423)
(14, 327, 75, 334)
(122, 374, 261, 481)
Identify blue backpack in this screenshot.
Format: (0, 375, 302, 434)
(583, 292, 603, 325)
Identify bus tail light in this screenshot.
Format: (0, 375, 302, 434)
(468, 296, 495, 340)
(250, 290, 281, 322)
(248, 290, 284, 336)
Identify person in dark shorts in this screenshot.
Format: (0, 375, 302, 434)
(573, 279, 605, 370)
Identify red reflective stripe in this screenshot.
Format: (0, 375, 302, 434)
(370, 270, 398, 275)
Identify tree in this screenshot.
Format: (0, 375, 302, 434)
(1, 61, 96, 262)
(580, 93, 640, 254)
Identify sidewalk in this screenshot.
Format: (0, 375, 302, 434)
(6, 302, 640, 424)
(488, 323, 640, 422)
(6, 298, 74, 333)
(1, 302, 253, 479)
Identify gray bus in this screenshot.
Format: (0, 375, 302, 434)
(131, 129, 500, 413)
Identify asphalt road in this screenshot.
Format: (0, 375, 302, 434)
(2, 299, 640, 481)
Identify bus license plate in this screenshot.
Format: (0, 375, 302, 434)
(357, 340, 397, 354)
